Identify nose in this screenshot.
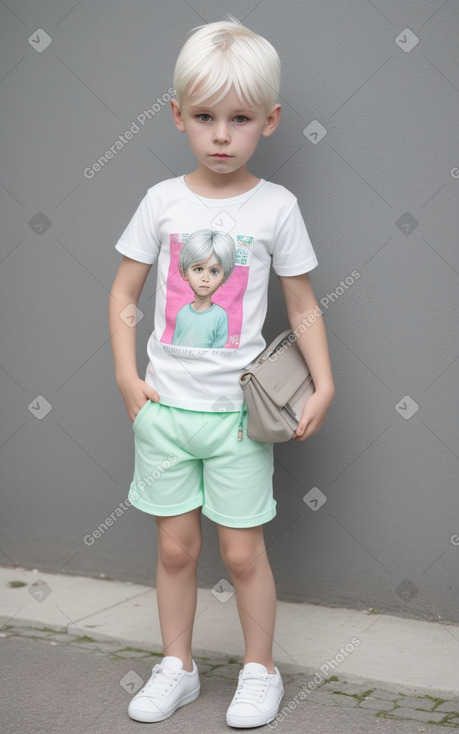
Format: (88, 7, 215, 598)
(212, 121, 230, 143)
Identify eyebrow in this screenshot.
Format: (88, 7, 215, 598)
(188, 105, 254, 114)
(191, 260, 221, 268)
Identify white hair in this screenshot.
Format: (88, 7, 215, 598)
(173, 18, 280, 112)
(179, 229, 236, 283)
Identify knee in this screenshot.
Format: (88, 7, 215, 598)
(220, 543, 262, 579)
(158, 535, 202, 573)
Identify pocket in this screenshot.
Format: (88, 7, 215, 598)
(132, 400, 151, 431)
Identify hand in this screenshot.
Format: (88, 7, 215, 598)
(291, 389, 334, 442)
(117, 377, 160, 424)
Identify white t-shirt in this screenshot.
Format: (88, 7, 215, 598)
(115, 176, 318, 411)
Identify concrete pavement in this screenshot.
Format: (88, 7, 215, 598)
(2, 628, 458, 733)
(1, 565, 459, 732)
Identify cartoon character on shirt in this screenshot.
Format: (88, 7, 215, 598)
(172, 229, 236, 348)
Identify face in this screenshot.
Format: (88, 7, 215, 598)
(171, 86, 280, 176)
(183, 256, 225, 297)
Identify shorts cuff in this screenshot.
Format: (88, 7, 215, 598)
(128, 487, 203, 517)
(202, 502, 277, 528)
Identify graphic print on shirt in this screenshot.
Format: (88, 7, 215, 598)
(160, 230, 253, 350)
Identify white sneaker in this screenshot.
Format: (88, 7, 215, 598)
(128, 656, 200, 722)
(226, 662, 284, 728)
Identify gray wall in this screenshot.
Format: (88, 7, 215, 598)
(1, 0, 458, 623)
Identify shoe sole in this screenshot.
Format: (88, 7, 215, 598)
(226, 712, 277, 728)
(226, 688, 284, 728)
(128, 685, 200, 723)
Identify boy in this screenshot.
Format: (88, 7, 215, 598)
(109, 18, 334, 728)
(173, 228, 236, 348)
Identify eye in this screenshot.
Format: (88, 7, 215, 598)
(193, 266, 203, 272)
(234, 115, 249, 123)
(210, 268, 221, 276)
(195, 113, 212, 122)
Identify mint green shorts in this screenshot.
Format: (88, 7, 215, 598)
(128, 401, 275, 528)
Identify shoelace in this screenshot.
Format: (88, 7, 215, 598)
(234, 672, 270, 704)
(140, 665, 180, 698)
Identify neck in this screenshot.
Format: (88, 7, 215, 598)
(185, 165, 259, 197)
(191, 295, 212, 312)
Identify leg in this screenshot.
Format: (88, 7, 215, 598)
(218, 523, 276, 672)
(155, 507, 203, 672)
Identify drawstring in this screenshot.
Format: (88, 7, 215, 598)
(237, 402, 247, 441)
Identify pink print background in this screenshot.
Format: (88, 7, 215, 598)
(160, 233, 249, 348)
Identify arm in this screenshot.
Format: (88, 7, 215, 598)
(108, 256, 159, 422)
(279, 273, 335, 441)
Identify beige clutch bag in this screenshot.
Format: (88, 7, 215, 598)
(239, 329, 315, 443)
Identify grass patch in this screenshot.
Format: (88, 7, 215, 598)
(424, 695, 447, 710)
(333, 688, 375, 703)
(119, 646, 154, 654)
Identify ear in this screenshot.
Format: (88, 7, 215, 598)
(171, 99, 186, 132)
(261, 103, 282, 138)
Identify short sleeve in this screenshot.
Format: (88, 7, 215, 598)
(271, 200, 318, 276)
(115, 189, 160, 264)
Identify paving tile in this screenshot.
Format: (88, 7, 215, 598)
(389, 707, 446, 723)
(325, 692, 360, 707)
(395, 695, 437, 710)
(365, 688, 401, 700)
(359, 698, 396, 711)
(323, 681, 375, 696)
(307, 691, 360, 707)
(111, 649, 153, 658)
(436, 700, 459, 713)
(205, 663, 241, 679)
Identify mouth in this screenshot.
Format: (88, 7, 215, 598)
(211, 154, 232, 158)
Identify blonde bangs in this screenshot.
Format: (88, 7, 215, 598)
(173, 20, 280, 112)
